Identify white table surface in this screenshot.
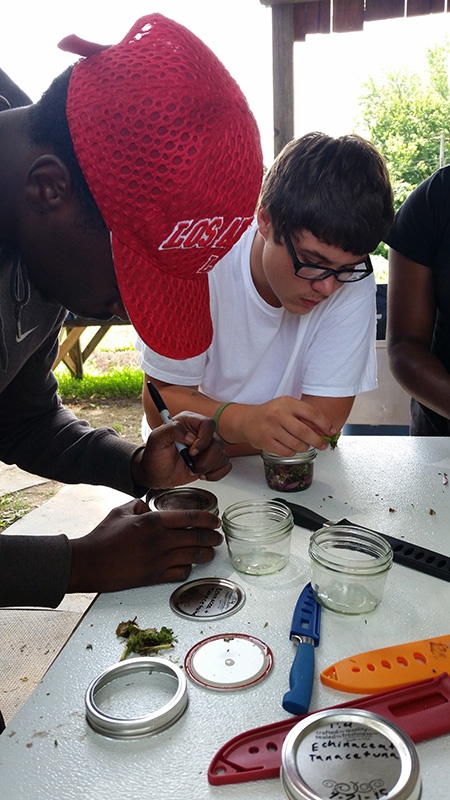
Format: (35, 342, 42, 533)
(1, 436, 450, 799)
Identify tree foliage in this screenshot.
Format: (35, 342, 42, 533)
(356, 40, 450, 211)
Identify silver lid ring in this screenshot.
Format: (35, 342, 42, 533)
(85, 656, 188, 739)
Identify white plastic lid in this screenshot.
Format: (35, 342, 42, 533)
(184, 633, 273, 691)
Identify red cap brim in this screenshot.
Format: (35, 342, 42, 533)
(112, 235, 213, 360)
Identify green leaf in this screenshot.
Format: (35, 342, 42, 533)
(323, 431, 341, 450)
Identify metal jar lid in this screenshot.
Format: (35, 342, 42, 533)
(85, 656, 188, 739)
(281, 708, 421, 800)
(147, 487, 219, 515)
(261, 447, 317, 465)
(170, 577, 246, 620)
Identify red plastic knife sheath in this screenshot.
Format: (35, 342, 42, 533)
(208, 672, 450, 786)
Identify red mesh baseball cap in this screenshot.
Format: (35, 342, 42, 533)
(59, 14, 263, 358)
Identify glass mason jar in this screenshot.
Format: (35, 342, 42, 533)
(147, 487, 219, 515)
(261, 448, 317, 492)
(308, 525, 393, 614)
(221, 500, 294, 575)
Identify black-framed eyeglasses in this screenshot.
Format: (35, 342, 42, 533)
(283, 231, 373, 283)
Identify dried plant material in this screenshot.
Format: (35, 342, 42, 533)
(116, 617, 176, 661)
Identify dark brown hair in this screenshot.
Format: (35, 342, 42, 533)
(259, 132, 394, 254)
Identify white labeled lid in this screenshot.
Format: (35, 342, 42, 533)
(170, 577, 246, 620)
(281, 708, 421, 800)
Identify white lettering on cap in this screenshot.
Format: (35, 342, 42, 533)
(160, 216, 253, 251)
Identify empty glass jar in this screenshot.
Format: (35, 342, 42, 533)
(308, 525, 393, 614)
(222, 499, 294, 575)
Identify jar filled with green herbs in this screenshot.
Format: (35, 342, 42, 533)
(261, 448, 317, 492)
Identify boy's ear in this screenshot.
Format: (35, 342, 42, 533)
(24, 155, 71, 213)
(256, 205, 271, 239)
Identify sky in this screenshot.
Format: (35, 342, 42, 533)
(3, 2, 450, 166)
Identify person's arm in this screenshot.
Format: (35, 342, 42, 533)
(387, 249, 450, 420)
(301, 395, 354, 431)
(142, 375, 335, 456)
(0, 326, 229, 496)
(68, 500, 223, 593)
(217, 393, 352, 455)
(0, 330, 142, 495)
(0, 498, 224, 608)
(0, 534, 71, 608)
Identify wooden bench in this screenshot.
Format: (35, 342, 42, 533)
(54, 316, 131, 378)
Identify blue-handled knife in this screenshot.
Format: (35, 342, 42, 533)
(282, 581, 321, 715)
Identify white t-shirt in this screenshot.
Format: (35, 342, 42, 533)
(137, 222, 377, 435)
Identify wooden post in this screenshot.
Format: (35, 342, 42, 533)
(53, 318, 131, 379)
(272, 3, 295, 157)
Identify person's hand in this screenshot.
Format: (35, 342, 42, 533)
(225, 396, 335, 455)
(68, 499, 223, 592)
(131, 412, 231, 489)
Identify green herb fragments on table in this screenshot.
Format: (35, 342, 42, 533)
(323, 431, 341, 450)
(116, 617, 176, 661)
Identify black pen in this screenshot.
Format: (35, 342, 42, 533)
(147, 381, 196, 472)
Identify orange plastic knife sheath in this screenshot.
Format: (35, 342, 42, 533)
(321, 634, 450, 693)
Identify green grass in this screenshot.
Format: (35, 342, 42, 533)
(56, 366, 142, 401)
(0, 493, 32, 529)
(54, 325, 143, 400)
(55, 325, 142, 402)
